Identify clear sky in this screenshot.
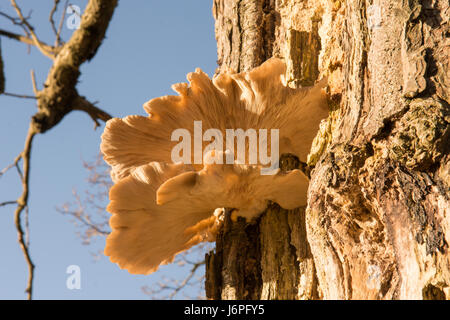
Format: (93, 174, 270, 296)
(0, 0, 217, 299)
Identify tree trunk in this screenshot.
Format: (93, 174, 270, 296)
(205, 0, 449, 300)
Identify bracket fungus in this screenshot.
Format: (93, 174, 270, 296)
(100, 58, 329, 274)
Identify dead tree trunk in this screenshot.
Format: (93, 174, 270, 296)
(205, 0, 449, 300)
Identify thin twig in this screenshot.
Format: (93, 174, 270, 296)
(59, 191, 110, 236)
(10, 0, 55, 59)
(55, 0, 69, 46)
(0, 200, 17, 207)
(72, 96, 112, 129)
(49, 0, 60, 44)
(0, 153, 22, 178)
(141, 244, 210, 299)
(30, 69, 38, 95)
(168, 261, 205, 299)
(14, 125, 36, 300)
(2, 92, 36, 99)
(0, 11, 21, 24)
(0, 11, 31, 37)
(0, 38, 4, 94)
(15, 159, 23, 181)
(25, 205, 30, 247)
(0, 29, 56, 54)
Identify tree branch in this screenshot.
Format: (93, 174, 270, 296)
(55, 1, 69, 47)
(142, 244, 210, 299)
(0, 11, 31, 37)
(0, 29, 57, 54)
(2, 92, 36, 99)
(30, 69, 38, 95)
(14, 125, 37, 300)
(1, 0, 118, 300)
(167, 260, 205, 299)
(0, 153, 22, 179)
(58, 189, 110, 239)
(10, 0, 55, 59)
(0, 40, 4, 94)
(33, 0, 118, 134)
(72, 96, 112, 129)
(0, 200, 17, 207)
(49, 0, 60, 43)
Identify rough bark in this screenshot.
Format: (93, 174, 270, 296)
(206, 0, 449, 300)
(206, 0, 322, 300)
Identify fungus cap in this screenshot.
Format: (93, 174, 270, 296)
(100, 58, 328, 274)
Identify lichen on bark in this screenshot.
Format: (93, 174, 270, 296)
(388, 98, 450, 170)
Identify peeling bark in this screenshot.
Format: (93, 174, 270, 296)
(206, 0, 449, 300)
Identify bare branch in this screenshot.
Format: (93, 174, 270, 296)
(2, 92, 36, 99)
(30, 69, 38, 95)
(0, 29, 56, 54)
(10, 0, 55, 59)
(141, 243, 212, 299)
(33, 0, 118, 134)
(57, 155, 111, 245)
(0, 153, 22, 179)
(0, 11, 31, 37)
(58, 189, 110, 240)
(142, 259, 206, 299)
(0, 39, 4, 94)
(1, 0, 118, 300)
(0, 200, 17, 207)
(72, 96, 112, 129)
(15, 158, 23, 181)
(13, 124, 37, 300)
(169, 260, 205, 299)
(0, 11, 21, 24)
(49, 0, 60, 43)
(55, 0, 69, 47)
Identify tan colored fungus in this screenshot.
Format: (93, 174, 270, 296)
(100, 58, 329, 274)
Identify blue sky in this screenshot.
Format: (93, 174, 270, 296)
(0, 0, 217, 299)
